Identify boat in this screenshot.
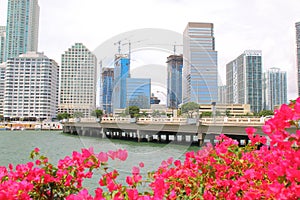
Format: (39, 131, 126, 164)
(34, 124, 42, 130)
(11, 126, 26, 131)
(0, 125, 7, 130)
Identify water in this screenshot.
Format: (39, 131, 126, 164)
(0, 130, 199, 192)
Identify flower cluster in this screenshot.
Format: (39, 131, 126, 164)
(1, 98, 300, 199)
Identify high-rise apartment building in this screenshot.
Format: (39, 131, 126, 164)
(101, 67, 114, 114)
(3, 52, 58, 119)
(296, 22, 300, 96)
(113, 54, 130, 110)
(59, 43, 97, 117)
(0, 26, 5, 63)
(0, 63, 6, 115)
(264, 68, 287, 110)
(218, 85, 227, 104)
(4, 0, 39, 61)
(226, 50, 263, 113)
(183, 22, 218, 104)
(126, 78, 151, 109)
(167, 54, 183, 109)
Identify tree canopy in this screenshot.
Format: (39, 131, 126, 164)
(259, 110, 274, 117)
(125, 106, 140, 118)
(181, 102, 199, 118)
(91, 109, 103, 118)
(57, 112, 70, 120)
(73, 112, 84, 118)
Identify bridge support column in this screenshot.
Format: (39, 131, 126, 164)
(100, 128, 104, 138)
(198, 133, 205, 146)
(148, 135, 153, 142)
(166, 134, 170, 142)
(158, 134, 162, 142)
(182, 135, 186, 142)
(137, 130, 141, 142)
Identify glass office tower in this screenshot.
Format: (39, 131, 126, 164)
(101, 67, 114, 114)
(226, 50, 263, 113)
(264, 67, 287, 110)
(5, 0, 39, 61)
(167, 54, 183, 109)
(113, 54, 130, 109)
(183, 22, 218, 104)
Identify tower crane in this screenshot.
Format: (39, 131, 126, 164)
(147, 42, 183, 55)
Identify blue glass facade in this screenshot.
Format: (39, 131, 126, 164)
(0, 26, 5, 63)
(102, 68, 114, 114)
(113, 55, 130, 109)
(5, 0, 39, 61)
(126, 78, 151, 109)
(264, 68, 287, 110)
(226, 50, 263, 113)
(167, 55, 183, 108)
(183, 23, 218, 104)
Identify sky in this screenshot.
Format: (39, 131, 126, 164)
(1, 0, 300, 102)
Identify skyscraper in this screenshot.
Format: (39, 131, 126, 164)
(0, 26, 5, 63)
(126, 78, 151, 109)
(101, 67, 114, 114)
(183, 22, 218, 104)
(113, 54, 130, 110)
(167, 54, 183, 109)
(218, 85, 227, 104)
(264, 68, 287, 110)
(296, 22, 300, 96)
(3, 52, 58, 119)
(4, 0, 39, 61)
(59, 43, 97, 117)
(226, 50, 263, 113)
(0, 63, 6, 115)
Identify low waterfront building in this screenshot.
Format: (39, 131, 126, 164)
(3, 52, 59, 120)
(199, 103, 252, 116)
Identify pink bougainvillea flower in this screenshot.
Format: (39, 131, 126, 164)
(34, 147, 40, 153)
(139, 162, 144, 168)
(97, 152, 108, 163)
(117, 149, 128, 161)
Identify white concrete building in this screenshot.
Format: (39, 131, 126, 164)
(0, 62, 6, 116)
(3, 52, 59, 119)
(59, 43, 97, 117)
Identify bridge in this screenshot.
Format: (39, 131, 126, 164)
(62, 116, 287, 146)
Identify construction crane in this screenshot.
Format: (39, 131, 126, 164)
(147, 42, 183, 55)
(113, 40, 122, 54)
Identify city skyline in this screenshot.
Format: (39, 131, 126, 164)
(0, 0, 300, 101)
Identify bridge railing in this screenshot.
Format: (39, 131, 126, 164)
(74, 116, 268, 126)
(101, 117, 131, 123)
(137, 117, 187, 124)
(200, 117, 266, 125)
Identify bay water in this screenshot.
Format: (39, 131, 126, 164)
(0, 130, 199, 192)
